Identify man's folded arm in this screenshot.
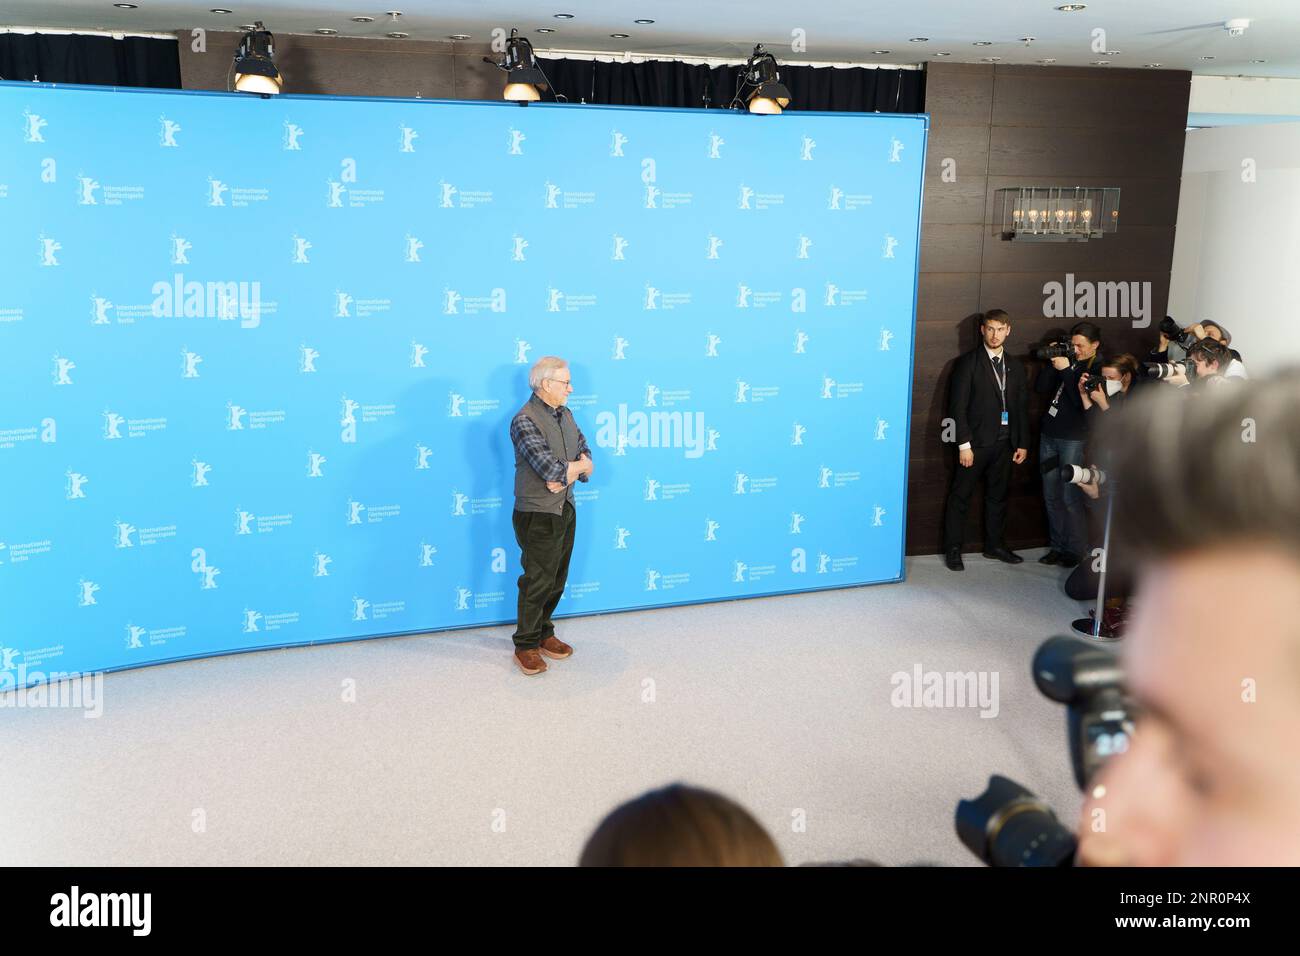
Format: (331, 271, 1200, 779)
(575, 421, 592, 482)
(509, 415, 569, 484)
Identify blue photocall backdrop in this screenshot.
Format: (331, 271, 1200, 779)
(0, 81, 927, 687)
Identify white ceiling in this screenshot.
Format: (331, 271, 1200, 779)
(6, 0, 1300, 77)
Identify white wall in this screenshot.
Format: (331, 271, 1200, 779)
(1169, 123, 1300, 375)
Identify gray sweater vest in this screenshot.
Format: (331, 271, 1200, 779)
(514, 396, 580, 515)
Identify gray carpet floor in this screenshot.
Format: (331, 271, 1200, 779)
(0, 550, 1091, 866)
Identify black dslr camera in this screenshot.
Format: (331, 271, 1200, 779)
(1159, 315, 1198, 352)
(955, 637, 1134, 867)
(1033, 341, 1073, 361)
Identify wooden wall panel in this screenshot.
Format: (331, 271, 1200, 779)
(907, 62, 1190, 555)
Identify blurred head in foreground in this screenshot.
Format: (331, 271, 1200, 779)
(1078, 369, 1300, 865)
(579, 783, 784, 866)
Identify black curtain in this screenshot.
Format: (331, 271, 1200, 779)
(0, 33, 181, 88)
(538, 57, 924, 113)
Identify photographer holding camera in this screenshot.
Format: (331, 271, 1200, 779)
(1035, 322, 1103, 568)
(1187, 338, 1239, 388)
(1079, 353, 1139, 417)
(1075, 369, 1300, 865)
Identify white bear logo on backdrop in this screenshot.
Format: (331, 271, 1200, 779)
(890, 137, 905, 163)
(883, 235, 898, 259)
(103, 411, 125, 440)
(791, 423, 806, 446)
(738, 184, 754, 209)
(327, 180, 347, 207)
(353, 597, 370, 621)
(405, 235, 423, 262)
(207, 176, 228, 206)
(794, 330, 809, 354)
(508, 127, 525, 155)
(514, 339, 531, 365)
(334, 291, 353, 317)
(125, 625, 146, 649)
(410, 341, 428, 368)
(415, 445, 432, 470)
(292, 235, 311, 264)
(733, 561, 747, 582)
(420, 543, 437, 567)
(170, 234, 191, 264)
(828, 186, 843, 210)
(610, 130, 627, 156)
(226, 403, 247, 431)
(873, 506, 887, 527)
(235, 509, 255, 535)
(243, 609, 262, 633)
(66, 471, 89, 500)
(283, 122, 304, 150)
(300, 345, 319, 373)
(706, 520, 719, 542)
(181, 349, 202, 379)
(512, 235, 528, 260)
(308, 452, 326, 478)
(643, 285, 660, 310)
(879, 329, 894, 351)
(612, 235, 627, 260)
(706, 333, 721, 358)
(159, 116, 181, 147)
(612, 337, 629, 361)
(790, 513, 805, 534)
(800, 136, 816, 161)
(78, 579, 99, 606)
(313, 553, 332, 577)
(875, 419, 890, 441)
(736, 283, 752, 308)
(23, 109, 47, 142)
(443, 289, 461, 314)
(191, 460, 211, 487)
(734, 472, 749, 495)
(707, 235, 723, 259)
(39, 235, 61, 266)
(708, 132, 724, 159)
(451, 492, 469, 517)
(52, 355, 75, 386)
(347, 499, 366, 525)
(114, 520, 136, 549)
(614, 528, 631, 549)
(544, 181, 560, 208)
(90, 295, 113, 325)
(399, 125, 418, 152)
(77, 174, 100, 205)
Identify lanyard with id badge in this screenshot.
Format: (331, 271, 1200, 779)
(989, 352, 1010, 429)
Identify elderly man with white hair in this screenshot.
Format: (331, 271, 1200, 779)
(506, 356, 594, 675)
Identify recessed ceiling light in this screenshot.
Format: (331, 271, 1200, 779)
(387, 32, 408, 38)
(553, 13, 575, 19)
(610, 33, 630, 38)
(973, 41, 992, 46)
(934, 52, 951, 56)
(981, 57, 1002, 62)
(113, 2, 138, 8)
(352, 16, 374, 23)
(1097, 50, 1121, 55)
(209, 7, 232, 13)
(315, 28, 338, 35)
(1039, 58, 1057, 64)
(1251, 58, 1267, 63)
(448, 34, 471, 40)
(1056, 3, 1087, 11)
(909, 37, 929, 42)
(873, 50, 892, 55)
(1200, 55, 1215, 60)
(1020, 36, 1036, 42)
(634, 19, 655, 24)
(1144, 63, 1162, 68)
(536, 27, 556, 33)
(1091, 60, 1111, 66)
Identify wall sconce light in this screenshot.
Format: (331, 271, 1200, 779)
(997, 186, 1120, 242)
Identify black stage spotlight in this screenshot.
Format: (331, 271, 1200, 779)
(233, 21, 281, 94)
(738, 44, 791, 114)
(486, 28, 548, 102)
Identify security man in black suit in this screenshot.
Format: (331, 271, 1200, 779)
(943, 309, 1030, 570)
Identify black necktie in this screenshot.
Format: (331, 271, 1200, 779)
(992, 354, 1003, 376)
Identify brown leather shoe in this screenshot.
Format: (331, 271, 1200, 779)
(538, 635, 573, 660)
(514, 647, 547, 675)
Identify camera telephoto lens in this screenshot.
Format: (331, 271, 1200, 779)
(1143, 361, 1184, 380)
(955, 775, 1077, 867)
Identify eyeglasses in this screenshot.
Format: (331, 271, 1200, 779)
(549, 377, 572, 388)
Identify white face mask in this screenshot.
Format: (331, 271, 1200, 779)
(1104, 378, 1122, 396)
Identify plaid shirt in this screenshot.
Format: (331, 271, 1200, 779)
(509, 396, 591, 486)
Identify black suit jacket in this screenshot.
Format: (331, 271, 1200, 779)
(948, 346, 1029, 450)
